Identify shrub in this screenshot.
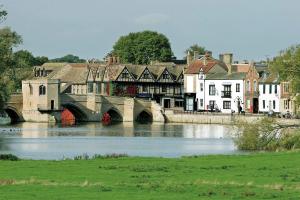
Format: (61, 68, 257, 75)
(234, 118, 300, 151)
(0, 154, 19, 161)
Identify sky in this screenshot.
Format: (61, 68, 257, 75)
(1, 0, 300, 61)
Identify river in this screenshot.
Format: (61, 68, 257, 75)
(0, 122, 238, 160)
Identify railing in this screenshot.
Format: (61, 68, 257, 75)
(221, 91, 231, 98)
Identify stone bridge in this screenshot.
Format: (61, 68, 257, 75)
(5, 93, 165, 123)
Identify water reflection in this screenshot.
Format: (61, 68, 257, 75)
(0, 122, 237, 159)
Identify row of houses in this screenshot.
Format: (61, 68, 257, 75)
(184, 52, 295, 115)
(31, 52, 298, 116)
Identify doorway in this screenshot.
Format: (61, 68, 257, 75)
(253, 98, 258, 113)
(163, 99, 171, 108)
(51, 100, 54, 110)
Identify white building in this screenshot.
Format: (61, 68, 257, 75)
(258, 74, 280, 113)
(184, 52, 246, 113)
(203, 73, 245, 113)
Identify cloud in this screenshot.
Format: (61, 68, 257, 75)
(135, 13, 170, 26)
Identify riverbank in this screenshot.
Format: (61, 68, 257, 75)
(1, 151, 300, 199)
(164, 110, 300, 125)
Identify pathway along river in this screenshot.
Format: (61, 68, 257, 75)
(0, 122, 239, 160)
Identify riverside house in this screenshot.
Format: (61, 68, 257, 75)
(184, 52, 259, 113)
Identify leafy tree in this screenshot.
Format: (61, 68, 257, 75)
(0, 5, 7, 23)
(51, 54, 85, 63)
(185, 44, 206, 57)
(13, 50, 36, 68)
(0, 7, 22, 110)
(34, 56, 49, 66)
(112, 31, 173, 65)
(271, 45, 300, 103)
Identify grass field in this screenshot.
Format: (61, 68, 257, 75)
(0, 152, 300, 199)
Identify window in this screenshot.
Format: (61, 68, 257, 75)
(88, 82, 94, 93)
(162, 85, 167, 93)
(254, 80, 257, 92)
(209, 100, 216, 109)
(246, 80, 250, 92)
(162, 73, 169, 79)
(236, 83, 240, 92)
(200, 99, 203, 107)
(96, 82, 101, 94)
(29, 84, 33, 95)
(263, 84, 266, 94)
(263, 100, 265, 109)
(142, 85, 148, 92)
(284, 100, 290, 109)
(39, 85, 46, 95)
(121, 70, 130, 79)
(246, 99, 251, 109)
(223, 101, 231, 109)
(175, 100, 183, 107)
(274, 85, 277, 94)
(269, 84, 272, 94)
(209, 85, 216, 95)
(273, 100, 276, 110)
(143, 70, 150, 79)
(283, 83, 289, 93)
(200, 83, 203, 92)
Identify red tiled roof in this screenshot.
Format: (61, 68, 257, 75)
(185, 58, 227, 74)
(232, 64, 250, 73)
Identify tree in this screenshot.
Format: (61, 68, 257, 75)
(271, 45, 300, 103)
(0, 7, 22, 111)
(112, 31, 173, 65)
(51, 54, 85, 63)
(13, 50, 36, 68)
(185, 44, 206, 57)
(0, 5, 7, 23)
(34, 56, 49, 66)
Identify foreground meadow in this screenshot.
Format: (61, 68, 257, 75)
(0, 152, 300, 199)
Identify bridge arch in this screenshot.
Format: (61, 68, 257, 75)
(103, 107, 123, 122)
(61, 103, 88, 122)
(4, 106, 23, 123)
(136, 110, 153, 123)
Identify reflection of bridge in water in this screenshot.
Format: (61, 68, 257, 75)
(5, 93, 165, 123)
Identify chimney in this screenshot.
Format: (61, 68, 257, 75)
(220, 53, 233, 74)
(107, 56, 113, 65)
(205, 51, 212, 58)
(193, 51, 199, 60)
(187, 51, 192, 66)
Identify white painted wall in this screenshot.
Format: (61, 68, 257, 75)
(259, 83, 280, 113)
(203, 80, 244, 113)
(185, 75, 195, 93)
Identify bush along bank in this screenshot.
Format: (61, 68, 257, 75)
(234, 117, 300, 151)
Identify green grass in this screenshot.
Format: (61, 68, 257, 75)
(1, 152, 300, 199)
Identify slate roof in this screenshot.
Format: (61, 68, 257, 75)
(206, 72, 247, 80)
(33, 62, 185, 83)
(259, 72, 280, 84)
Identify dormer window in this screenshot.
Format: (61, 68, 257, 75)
(162, 71, 169, 79)
(121, 70, 130, 79)
(198, 68, 204, 79)
(143, 70, 150, 79)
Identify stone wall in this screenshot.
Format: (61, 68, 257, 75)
(164, 110, 300, 125)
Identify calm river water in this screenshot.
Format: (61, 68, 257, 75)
(0, 122, 238, 160)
